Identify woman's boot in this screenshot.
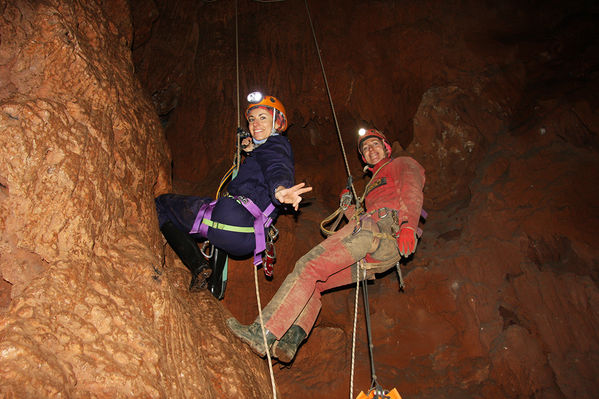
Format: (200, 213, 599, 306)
(159, 221, 212, 292)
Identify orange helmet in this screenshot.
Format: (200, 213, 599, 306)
(357, 128, 392, 162)
(245, 93, 288, 131)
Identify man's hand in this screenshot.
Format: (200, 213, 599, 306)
(339, 188, 352, 210)
(274, 183, 313, 211)
(397, 227, 417, 256)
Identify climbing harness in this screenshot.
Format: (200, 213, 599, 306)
(320, 159, 393, 237)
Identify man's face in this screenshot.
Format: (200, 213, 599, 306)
(361, 137, 387, 165)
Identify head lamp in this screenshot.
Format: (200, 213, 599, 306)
(247, 91, 263, 104)
(358, 128, 366, 136)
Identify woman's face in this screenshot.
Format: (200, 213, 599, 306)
(248, 107, 280, 141)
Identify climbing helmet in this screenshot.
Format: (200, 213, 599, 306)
(246, 92, 288, 131)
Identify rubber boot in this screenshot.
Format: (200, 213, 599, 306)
(272, 325, 307, 363)
(207, 246, 227, 300)
(226, 318, 276, 357)
(159, 221, 212, 292)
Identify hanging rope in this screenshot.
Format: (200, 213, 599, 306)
(303, 0, 361, 208)
(234, 0, 241, 173)
(233, 0, 278, 395)
(254, 265, 278, 398)
(349, 261, 363, 398)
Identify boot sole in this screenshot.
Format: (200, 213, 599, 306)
(189, 267, 212, 292)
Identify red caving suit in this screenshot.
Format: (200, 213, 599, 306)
(261, 156, 425, 338)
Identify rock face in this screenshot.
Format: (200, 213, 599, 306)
(0, 1, 272, 397)
(1, 0, 598, 398)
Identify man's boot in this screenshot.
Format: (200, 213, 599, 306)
(272, 325, 307, 363)
(159, 221, 212, 292)
(226, 318, 276, 357)
(207, 246, 227, 300)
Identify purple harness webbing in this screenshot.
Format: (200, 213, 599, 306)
(235, 196, 275, 265)
(189, 200, 217, 236)
(188, 197, 275, 266)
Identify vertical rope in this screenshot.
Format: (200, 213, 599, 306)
(349, 261, 362, 398)
(235, 0, 242, 172)
(235, 0, 240, 130)
(255, 266, 277, 398)
(304, 0, 361, 208)
(237, 1, 276, 396)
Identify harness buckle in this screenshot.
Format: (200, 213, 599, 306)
(236, 195, 249, 205)
(377, 207, 390, 219)
(352, 219, 362, 235)
(200, 241, 214, 259)
(268, 225, 279, 241)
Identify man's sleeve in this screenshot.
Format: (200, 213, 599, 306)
(394, 157, 425, 231)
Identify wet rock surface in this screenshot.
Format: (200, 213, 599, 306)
(1, 0, 598, 398)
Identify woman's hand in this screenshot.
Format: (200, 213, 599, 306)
(274, 182, 312, 211)
(241, 137, 254, 152)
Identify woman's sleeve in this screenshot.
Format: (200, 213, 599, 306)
(256, 138, 295, 205)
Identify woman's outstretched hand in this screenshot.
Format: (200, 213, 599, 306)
(275, 183, 313, 211)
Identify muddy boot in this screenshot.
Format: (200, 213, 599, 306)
(272, 325, 307, 363)
(207, 246, 227, 300)
(159, 221, 212, 292)
(226, 318, 276, 357)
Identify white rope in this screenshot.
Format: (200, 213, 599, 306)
(234, 0, 241, 172)
(303, 0, 361, 209)
(349, 260, 362, 398)
(236, 1, 275, 395)
(254, 265, 277, 398)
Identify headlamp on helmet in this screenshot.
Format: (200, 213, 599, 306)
(357, 128, 392, 162)
(247, 91, 263, 103)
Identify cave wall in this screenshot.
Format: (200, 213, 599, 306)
(0, 1, 273, 397)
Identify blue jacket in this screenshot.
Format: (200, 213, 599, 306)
(228, 134, 295, 217)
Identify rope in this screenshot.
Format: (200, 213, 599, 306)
(304, 0, 361, 209)
(235, 1, 277, 395)
(237, 0, 277, 394)
(349, 261, 362, 398)
(255, 265, 277, 398)
(235, 0, 241, 172)
(362, 273, 378, 385)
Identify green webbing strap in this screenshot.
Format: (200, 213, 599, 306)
(201, 219, 254, 233)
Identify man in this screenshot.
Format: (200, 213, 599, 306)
(227, 128, 425, 362)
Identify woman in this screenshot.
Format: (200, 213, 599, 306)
(155, 93, 311, 298)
